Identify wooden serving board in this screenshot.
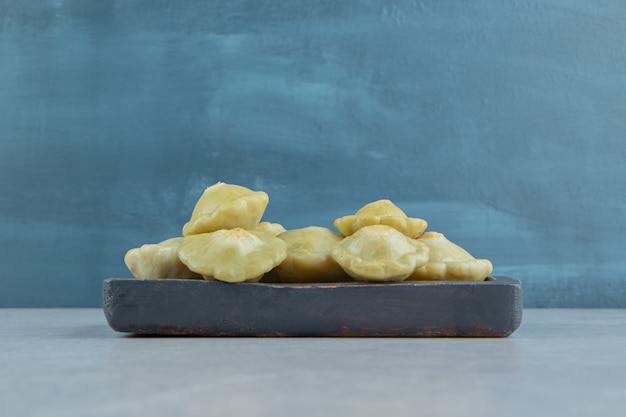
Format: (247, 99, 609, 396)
(103, 276, 522, 337)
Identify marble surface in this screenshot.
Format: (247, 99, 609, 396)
(1, 308, 625, 417)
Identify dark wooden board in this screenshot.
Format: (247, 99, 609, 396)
(103, 277, 522, 337)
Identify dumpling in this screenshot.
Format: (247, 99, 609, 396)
(330, 225, 429, 282)
(334, 199, 427, 238)
(177, 228, 287, 283)
(124, 237, 202, 280)
(182, 182, 269, 236)
(255, 221, 287, 236)
(271, 226, 350, 283)
(407, 232, 493, 281)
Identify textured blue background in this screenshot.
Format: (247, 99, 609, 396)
(1, 0, 625, 307)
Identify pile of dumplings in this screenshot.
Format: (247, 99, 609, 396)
(124, 182, 493, 284)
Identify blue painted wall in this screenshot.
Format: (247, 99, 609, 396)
(1, 0, 625, 307)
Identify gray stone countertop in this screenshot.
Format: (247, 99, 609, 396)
(1, 308, 625, 417)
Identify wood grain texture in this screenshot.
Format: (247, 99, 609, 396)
(103, 276, 522, 337)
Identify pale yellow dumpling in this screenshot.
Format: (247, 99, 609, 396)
(271, 226, 350, 283)
(255, 221, 287, 236)
(334, 199, 427, 238)
(124, 237, 203, 280)
(177, 228, 287, 283)
(407, 232, 493, 282)
(182, 182, 269, 236)
(330, 225, 429, 282)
